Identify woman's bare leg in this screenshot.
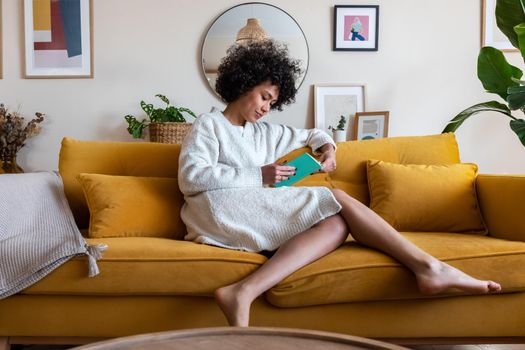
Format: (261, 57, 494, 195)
(329, 189, 501, 295)
(215, 214, 348, 327)
(215, 189, 501, 327)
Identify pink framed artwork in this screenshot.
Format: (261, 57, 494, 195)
(333, 5, 379, 51)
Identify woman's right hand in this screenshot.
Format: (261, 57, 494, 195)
(261, 163, 296, 185)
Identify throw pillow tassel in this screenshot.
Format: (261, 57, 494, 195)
(86, 243, 108, 277)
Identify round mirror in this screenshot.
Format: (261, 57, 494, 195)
(201, 2, 309, 95)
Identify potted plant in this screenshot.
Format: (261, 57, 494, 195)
(0, 103, 44, 173)
(328, 115, 347, 142)
(124, 94, 197, 144)
(442, 0, 525, 147)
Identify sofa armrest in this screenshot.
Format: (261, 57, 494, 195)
(477, 174, 525, 241)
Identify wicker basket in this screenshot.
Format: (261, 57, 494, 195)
(149, 122, 193, 144)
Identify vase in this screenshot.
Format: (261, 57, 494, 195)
(332, 130, 347, 143)
(0, 155, 24, 174)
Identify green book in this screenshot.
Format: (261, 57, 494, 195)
(273, 153, 322, 187)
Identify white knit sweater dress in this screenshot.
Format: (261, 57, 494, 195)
(178, 108, 342, 252)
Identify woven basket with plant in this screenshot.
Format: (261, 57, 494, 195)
(124, 94, 197, 144)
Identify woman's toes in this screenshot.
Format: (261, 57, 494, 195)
(488, 281, 502, 292)
(416, 262, 501, 295)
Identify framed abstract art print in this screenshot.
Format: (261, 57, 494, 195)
(353, 111, 389, 141)
(23, 0, 93, 78)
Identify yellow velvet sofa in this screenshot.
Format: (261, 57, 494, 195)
(1, 133, 524, 348)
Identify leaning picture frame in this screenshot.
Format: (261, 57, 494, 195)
(481, 0, 518, 51)
(353, 111, 389, 141)
(23, 0, 93, 78)
(314, 84, 366, 141)
(333, 5, 379, 51)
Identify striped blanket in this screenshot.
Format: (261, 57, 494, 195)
(0, 171, 105, 299)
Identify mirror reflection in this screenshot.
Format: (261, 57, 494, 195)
(202, 2, 309, 94)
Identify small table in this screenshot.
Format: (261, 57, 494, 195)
(71, 327, 408, 350)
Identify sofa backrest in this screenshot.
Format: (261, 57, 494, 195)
(59, 133, 460, 230)
(330, 133, 460, 205)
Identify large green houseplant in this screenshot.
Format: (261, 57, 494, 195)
(124, 94, 197, 140)
(443, 0, 525, 146)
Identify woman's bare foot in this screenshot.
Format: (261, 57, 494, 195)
(416, 261, 501, 295)
(214, 283, 253, 327)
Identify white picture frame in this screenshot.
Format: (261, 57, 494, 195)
(314, 84, 366, 141)
(23, 0, 93, 78)
(481, 0, 518, 51)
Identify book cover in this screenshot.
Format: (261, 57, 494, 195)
(273, 153, 322, 187)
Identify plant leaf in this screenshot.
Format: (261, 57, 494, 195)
(124, 115, 146, 138)
(514, 23, 525, 58)
(496, 0, 525, 49)
(153, 108, 169, 122)
(507, 85, 525, 109)
(511, 76, 525, 84)
(165, 106, 177, 122)
(442, 101, 514, 133)
(174, 109, 185, 123)
(178, 107, 197, 119)
(510, 118, 525, 146)
(140, 101, 154, 118)
(477, 47, 522, 100)
(155, 94, 170, 106)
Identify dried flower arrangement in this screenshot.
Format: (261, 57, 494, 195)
(0, 103, 44, 173)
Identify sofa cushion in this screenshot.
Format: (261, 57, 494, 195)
(367, 161, 486, 234)
(266, 232, 525, 307)
(330, 133, 460, 205)
(22, 233, 525, 305)
(59, 137, 181, 230)
(78, 173, 186, 239)
(21, 237, 266, 296)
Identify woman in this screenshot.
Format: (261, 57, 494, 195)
(350, 17, 366, 41)
(178, 40, 501, 327)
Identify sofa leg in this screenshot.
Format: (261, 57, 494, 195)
(0, 337, 9, 350)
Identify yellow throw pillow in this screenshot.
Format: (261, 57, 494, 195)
(366, 160, 487, 234)
(78, 173, 185, 239)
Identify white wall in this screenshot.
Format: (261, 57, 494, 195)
(1, 0, 524, 173)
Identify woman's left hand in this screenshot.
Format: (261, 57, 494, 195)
(319, 148, 337, 173)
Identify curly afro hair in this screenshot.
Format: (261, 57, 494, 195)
(215, 40, 303, 111)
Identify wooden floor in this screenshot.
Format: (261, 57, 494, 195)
(412, 346, 525, 350)
(11, 347, 70, 350)
(10, 344, 525, 350)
